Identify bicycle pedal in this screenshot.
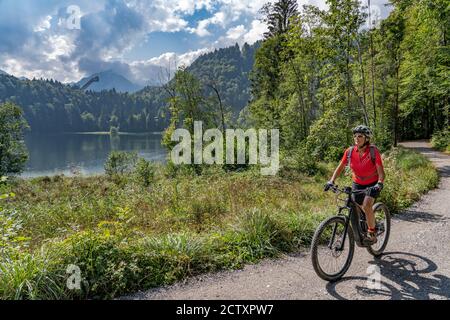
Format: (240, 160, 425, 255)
(362, 236, 377, 246)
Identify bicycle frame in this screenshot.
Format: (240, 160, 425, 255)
(330, 187, 370, 249)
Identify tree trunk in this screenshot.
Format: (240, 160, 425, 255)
(394, 65, 400, 147)
(356, 39, 369, 125)
(368, 0, 377, 129)
(292, 64, 307, 139)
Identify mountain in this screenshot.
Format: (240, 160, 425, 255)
(75, 70, 143, 93)
(0, 70, 29, 81)
(0, 42, 259, 133)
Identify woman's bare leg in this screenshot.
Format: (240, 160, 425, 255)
(362, 196, 376, 230)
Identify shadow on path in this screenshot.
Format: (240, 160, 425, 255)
(326, 252, 450, 300)
(393, 210, 448, 224)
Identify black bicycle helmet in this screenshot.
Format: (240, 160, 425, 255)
(352, 125, 372, 138)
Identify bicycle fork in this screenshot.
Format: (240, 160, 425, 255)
(329, 206, 365, 251)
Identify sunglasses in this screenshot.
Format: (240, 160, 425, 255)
(354, 134, 365, 138)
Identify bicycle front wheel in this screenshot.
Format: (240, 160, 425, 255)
(367, 202, 391, 257)
(311, 216, 355, 282)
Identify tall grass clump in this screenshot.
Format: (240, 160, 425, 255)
(232, 209, 292, 260)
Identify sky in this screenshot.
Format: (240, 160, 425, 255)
(0, 0, 392, 86)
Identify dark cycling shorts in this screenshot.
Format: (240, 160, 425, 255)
(352, 181, 380, 205)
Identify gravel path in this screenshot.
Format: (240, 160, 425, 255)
(125, 141, 450, 300)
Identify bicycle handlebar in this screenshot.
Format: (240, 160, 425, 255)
(326, 184, 369, 195)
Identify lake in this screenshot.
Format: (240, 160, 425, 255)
(22, 133, 167, 178)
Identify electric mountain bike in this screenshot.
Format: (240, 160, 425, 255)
(310, 184, 391, 282)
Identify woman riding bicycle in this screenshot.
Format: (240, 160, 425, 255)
(326, 125, 385, 245)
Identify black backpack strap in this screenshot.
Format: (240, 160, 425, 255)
(369, 145, 376, 165)
(347, 146, 354, 168)
(348, 145, 376, 167)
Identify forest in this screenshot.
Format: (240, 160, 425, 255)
(0, 42, 259, 133)
(242, 0, 449, 163)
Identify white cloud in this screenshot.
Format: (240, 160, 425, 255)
(125, 0, 216, 33)
(123, 0, 189, 33)
(128, 47, 212, 85)
(184, 0, 273, 38)
(0, 56, 83, 83)
(44, 35, 75, 60)
(187, 11, 227, 37)
(243, 20, 267, 44)
(215, 19, 266, 48)
(148, 16, 189, 32)
(178, 47, 212, 66)
(173, 0, 214, 15)
(218, 0, 269, 15)
(34, 15, 52, 32)
(226, 25, 246, 40)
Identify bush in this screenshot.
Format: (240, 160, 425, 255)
(280, 145, 319, 176)
(0, 102, 29, 177)
(133, 158, 155, 187)
(104, 151, 138, 179)
(431, 130, 450, 152)
(163, 160, 197, 179)
(187, 195, 227, 232)
(372, 126, 393, 153)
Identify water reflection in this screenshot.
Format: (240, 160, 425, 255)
(23, 133, 166, 178)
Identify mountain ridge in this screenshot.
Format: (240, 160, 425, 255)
(0, 42, 260, 133)
(75, 70, 143, 93)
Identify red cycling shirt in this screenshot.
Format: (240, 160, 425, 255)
(340, 145, 383, 185)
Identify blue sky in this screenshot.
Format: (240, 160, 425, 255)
(0, 0, 392, 86)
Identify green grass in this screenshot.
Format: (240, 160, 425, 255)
(0, 147, 439, 299)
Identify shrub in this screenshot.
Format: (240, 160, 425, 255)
(104, 151, 138, 179)
(280, 145, 319, 176)
(0, 102, 29, 177)
(395, 148, 429, 170)
(163, 160, 197, 179)
(431, 130, 450, 152)
(133, 158, 155, 187)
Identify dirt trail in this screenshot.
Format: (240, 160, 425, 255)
(125, 141, 450, 300)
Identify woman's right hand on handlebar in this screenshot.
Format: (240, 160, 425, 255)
(324, 181, 334, 191)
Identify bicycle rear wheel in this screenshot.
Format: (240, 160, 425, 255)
(311, 216, 354, 282)
(367, 203, 391, 257)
